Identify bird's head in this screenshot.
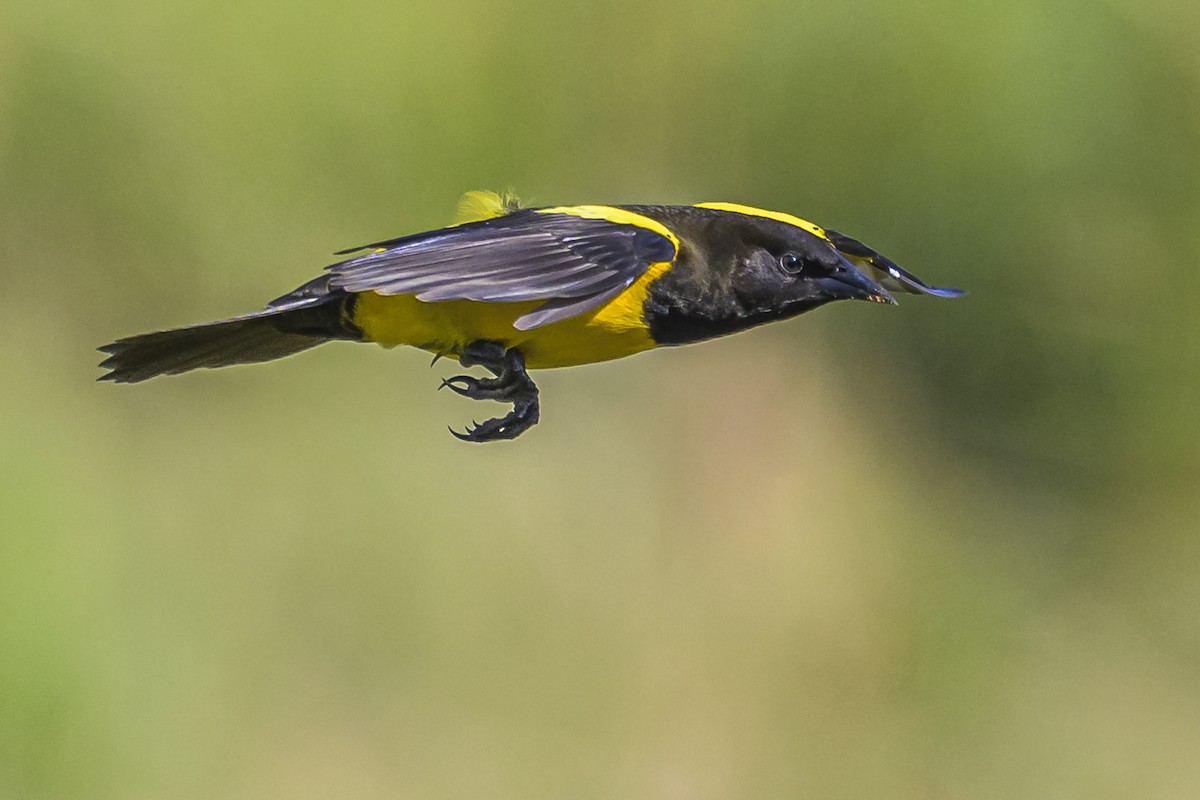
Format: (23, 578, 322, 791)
(724, 218, 897, 318)
(643, 203, 963, 345)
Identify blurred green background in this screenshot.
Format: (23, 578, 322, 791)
(3, 0, 1199, 797)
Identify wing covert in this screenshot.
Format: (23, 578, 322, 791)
(328, 209, 678, 329)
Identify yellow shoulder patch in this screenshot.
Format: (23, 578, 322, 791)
(695, 202, 827, 240)
(534, 205, 680, 254)
(454, 189, 522, 225)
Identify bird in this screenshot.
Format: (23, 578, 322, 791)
(98, 190, 964, 442)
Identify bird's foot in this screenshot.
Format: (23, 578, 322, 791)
(449, 393, 540, 441)
(441, 341, 540, 442)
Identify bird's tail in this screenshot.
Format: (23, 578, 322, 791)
(98, 291, 361, 383)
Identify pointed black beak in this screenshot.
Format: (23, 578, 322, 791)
(822, 256, 897, 305)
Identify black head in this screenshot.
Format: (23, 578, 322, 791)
(643, 205, 894, 345)
(716, 213, 895, 312)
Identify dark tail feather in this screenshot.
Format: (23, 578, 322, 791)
(98, 294, 360, 383)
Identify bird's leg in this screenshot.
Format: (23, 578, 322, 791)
(440, 341, 540, 442)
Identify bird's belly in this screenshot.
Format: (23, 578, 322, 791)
(353, 290, 658, 369)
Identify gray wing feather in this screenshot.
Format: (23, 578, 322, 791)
(328, 211, 676, 328)
(513, 283, 631, 331)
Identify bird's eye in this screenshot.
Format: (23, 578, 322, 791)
(779, 252, 804, 274)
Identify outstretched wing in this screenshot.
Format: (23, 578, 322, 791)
(826, 229, 966, 298)
(328, 208, 679, 330)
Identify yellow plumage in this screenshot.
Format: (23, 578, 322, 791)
(453, 189, 522, 225)
(354, 265, 668, 369)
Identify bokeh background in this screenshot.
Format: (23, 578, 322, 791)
(3, 0, 1199, 797)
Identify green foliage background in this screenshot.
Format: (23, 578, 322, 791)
(3, 0, 1199, 797)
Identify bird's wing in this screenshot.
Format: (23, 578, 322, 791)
(328, 207, 679, 330)
(826, 229, 966, 298)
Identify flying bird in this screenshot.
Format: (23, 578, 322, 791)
(98, 191, 964, 441)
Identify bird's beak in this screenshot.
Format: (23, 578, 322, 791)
(824, 257, 897, 305)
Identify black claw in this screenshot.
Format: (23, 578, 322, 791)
(435, 341, 541, 442)
(439, 375, 479, 397)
